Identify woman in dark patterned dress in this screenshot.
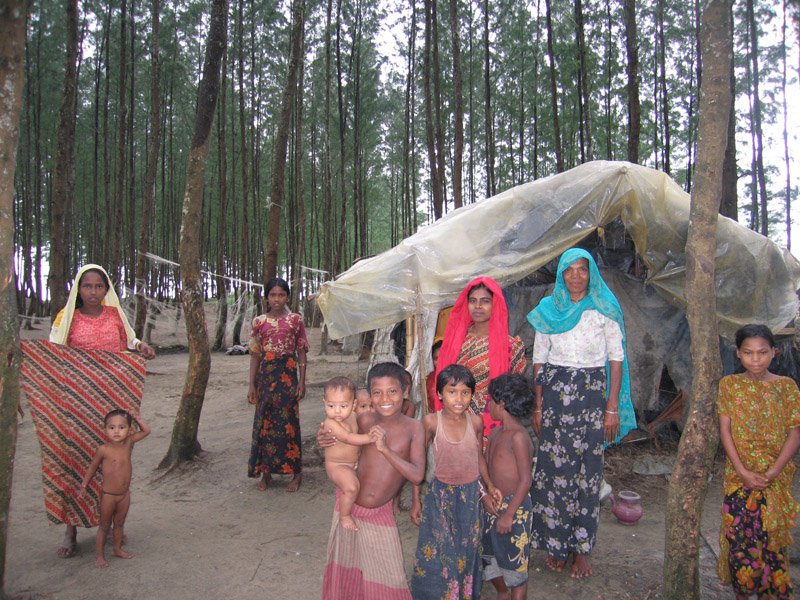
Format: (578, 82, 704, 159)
(247, 277, 308, 492)
(527, 248, 636, 579)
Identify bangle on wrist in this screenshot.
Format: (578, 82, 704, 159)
(606, 410, 618, 414)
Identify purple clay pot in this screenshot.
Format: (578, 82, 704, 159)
(611, 490, 643, 525)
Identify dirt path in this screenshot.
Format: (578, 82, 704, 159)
(7, 325, 794, 599)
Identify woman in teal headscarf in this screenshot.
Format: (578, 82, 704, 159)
(527, 248, 636, 579)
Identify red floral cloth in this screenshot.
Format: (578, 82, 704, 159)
(247, 312, 309, 355)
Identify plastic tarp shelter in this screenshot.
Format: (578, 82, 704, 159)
(317, 161, 800, 343)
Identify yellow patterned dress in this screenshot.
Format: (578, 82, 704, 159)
(717, 373, 800, 598)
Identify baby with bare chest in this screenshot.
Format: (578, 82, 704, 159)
(80, 409, 150, 568)
(321, 377, 375, 531)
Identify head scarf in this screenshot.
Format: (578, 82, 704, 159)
(434, 277, 512, 424)
(527, 248, 636, 443)
(49, 264, 138, 350)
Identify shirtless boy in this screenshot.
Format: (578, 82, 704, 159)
(80, 409, 150, 568)
(482, 373, 535, 600)
(322, 376, 374, 531)
(319, 362, 425, 600)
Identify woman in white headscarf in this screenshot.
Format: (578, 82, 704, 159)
(49, 264, 154, 557)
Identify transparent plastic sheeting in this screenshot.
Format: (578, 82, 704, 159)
(317, 161, 800, 341)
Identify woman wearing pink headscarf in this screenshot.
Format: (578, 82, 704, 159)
(434, 277, 527, 438)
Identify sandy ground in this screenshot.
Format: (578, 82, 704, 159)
(6, 322, 799, 599)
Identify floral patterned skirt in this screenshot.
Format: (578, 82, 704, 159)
(410, 478, 482, 599)
(247, 354, 301, 478)
(530, 364, 605, 559)
(719, 487, 793, 599)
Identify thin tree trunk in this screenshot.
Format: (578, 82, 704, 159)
(484, 0, 498, 189)
(333, 0, 348, 272)
(685, 0, 701, 192)
(575, 0, 592, 162)
(746, 0, 768, 236)
(263, 0, 305, 283)
(135, 0, 162, 338)
(293, 39, 306, 309)
(663, 0, 731, 597)
(544, 0, 563, 172)
(236, 0, 250, 327)
(160, 0, 228, 469)
(111, 0, 128, 282)
(0, 3, 26, 594)
(657, 0, 670, 173)
(423, 0, 443, 219)
(781, 0, 791, 248)
(126, 1, 137, 288)
(431, 0, 447, 213)
(720, 6, 737, 220)
(449, 0, 463, 208)
(624, 0, 640, 164)
(402, 0, 416, 236)
(49, 0, 80, 318)
(212, 50, 229, 352)
(323, 0, 334, 277)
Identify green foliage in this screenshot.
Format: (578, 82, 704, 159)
(14, 0, 798, 306)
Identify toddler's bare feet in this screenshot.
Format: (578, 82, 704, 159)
(340, 515, 359, 531)
(95, 555, 109, 568)
(113, 548, 133, 559)
(257, 473, 271, 491)
(570, 553, 592, 579)
(286, 473, 302, 492)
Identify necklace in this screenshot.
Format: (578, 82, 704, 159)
(265, 309, 289, 324)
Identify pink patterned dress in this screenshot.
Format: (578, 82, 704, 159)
(247, 312, 309, 478)
(67, 306, 128, 352)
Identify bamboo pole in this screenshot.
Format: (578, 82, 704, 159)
(415, 287, 429, 416)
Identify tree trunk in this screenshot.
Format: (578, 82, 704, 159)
(575, 0, 592, 162)
(449, 0, 463, 209)
(332, 0, 349, 273)
(135, 0, 162, 338)
(0, 3, 25, 595)
(263, 0, 305, 284)
(322, 0, 334, 276)
(292, 42, 306, 308)
(657, 0, 669, 173)
(483, 0, 498, 190)
(544, 0, 563, 172)
(236, 0, 250, 322)
(423, 0, 442, 219)
(780, 0, 791, 249)
(48, 0, 79, 318)
(624, 0, 640, 164)
(110, 0, 128, 282)
(212, 50, 229, 352)
(431, 0, 447, 214)
(720, 11, 737, 220)
(745, 0, 768, 236)
(160, 0, 228, 469)
(663, 0, 731, 597)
